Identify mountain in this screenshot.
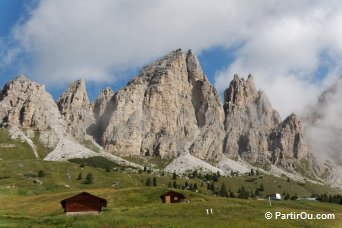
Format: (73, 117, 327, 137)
(221, 74, 327, 178)
(93, 49, 225, 162)
(0, 49, 338, 186)
(0, 75, 140, 168)
(57, 79, 95, 139)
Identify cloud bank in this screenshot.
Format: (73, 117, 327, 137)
(2, 0, 342, 117)
(305, 80, 342, 167)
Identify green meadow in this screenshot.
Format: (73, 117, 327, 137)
(0, 128, 341, 227)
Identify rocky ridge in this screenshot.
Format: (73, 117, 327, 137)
(0, 49, 336, 184)
(95, 49, 225, 162)
(0, 75, 140, 168)
(57, 79, 95, 139)
(221, 74, 327, 178)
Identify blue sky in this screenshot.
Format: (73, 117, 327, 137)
(1, 0, 342, 117)
(0, 0, 232, 101)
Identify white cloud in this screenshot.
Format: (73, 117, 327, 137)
(2, 0, 342, 117)
(305, 79, 342, 166)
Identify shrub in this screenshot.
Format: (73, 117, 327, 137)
(145, 177, 151, 186)
(37, 170, 45, 178)
(84, 173, 93, 184)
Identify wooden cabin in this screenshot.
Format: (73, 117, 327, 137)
(60, 192, 107, 215)
(160, 191, 185, 204)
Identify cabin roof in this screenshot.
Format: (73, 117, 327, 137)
(160, 190, 185, 199)
(60, 192, 107, 208)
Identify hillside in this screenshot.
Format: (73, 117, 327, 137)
(0, 136, 341, 227)
(0, 49, 340, 188)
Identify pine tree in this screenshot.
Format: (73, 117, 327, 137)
(250, 169, 254, 176)
(213, 173, 218, 182)
(173, 172, 177, 180)
(185, 181, 189, 188)
(194, 183, 198, 190)
(217, 171, 221, 178)
(152, 177, 157, 186)
(168, 182, 172, 188)
(37, 170, 45, 178)
(256, 170, 259, 176)
(145, 177, 151, 186)
(220, 183, 228, 197)
(259, 183, 264, 192)
(173, 181, 177, 188)
(192, 170, 198, 178)
(144, 166, 147, 172)
(189, 183, 194, 191)
(230, 192, 236, 198)
(238, 186, 248, 199)
(210, 183, 215, 192)
(284, 193, 290, 200)
(85, 173, 93, 184)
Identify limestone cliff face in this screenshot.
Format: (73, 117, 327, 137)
(57, 80, 95, 139)
(0, 75, 66, 148)
(268, 113, 309, 169)
(223, 75, 314, 172)
(93, 87, 114, 120)
(223, 75, 281, 163)
(0, 75, 65, 131)
(96, 49, 225, 161)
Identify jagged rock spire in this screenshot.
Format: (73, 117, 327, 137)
(57, 79, 95, 139)
(93, 87, 114, 119)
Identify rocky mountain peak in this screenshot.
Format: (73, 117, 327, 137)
(57, 79, 89, 109)
(93, 87, 114, 119)
(96, 49, 225, 161)
(224, 74, 258, 114)
(0, 75, 65, 139)
(186, 49, 205, 82)
(57, 79, 94, 139)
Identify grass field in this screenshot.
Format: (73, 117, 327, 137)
(0, 187, 341, 228)
(0, 128, 341, 227)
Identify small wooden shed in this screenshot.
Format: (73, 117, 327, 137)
(60, 192, 107, 215)
(160, 191, 185, 204)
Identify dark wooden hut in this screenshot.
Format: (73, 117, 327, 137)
(60, 192, 107, 215)
(160, 190, 185, 204)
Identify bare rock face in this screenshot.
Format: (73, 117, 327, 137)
(223, 75, 281, 163)
(223, 75, 317, 173)
(57, 80, 95, 139)
(268, 113, 309, 169)
(0, 75, 65, 131)
(93, 87, 114, 119)
(97, 49, 225, 161)
(0, 75, 65, 148)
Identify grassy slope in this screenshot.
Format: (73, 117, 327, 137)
(0, 187, 341, 228)
(0, 128, 341, 227)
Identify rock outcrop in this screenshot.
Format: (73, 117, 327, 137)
(223, 75, 316, 173)
(57, 79, 95, 139)
(0, 75, 65, 147)
(96, 49, 225, 161)
(268, 113, 309, 169)
(0, 75, 63, 129)
(93, 87, 114, 120)
(223, 75, 281, 163)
